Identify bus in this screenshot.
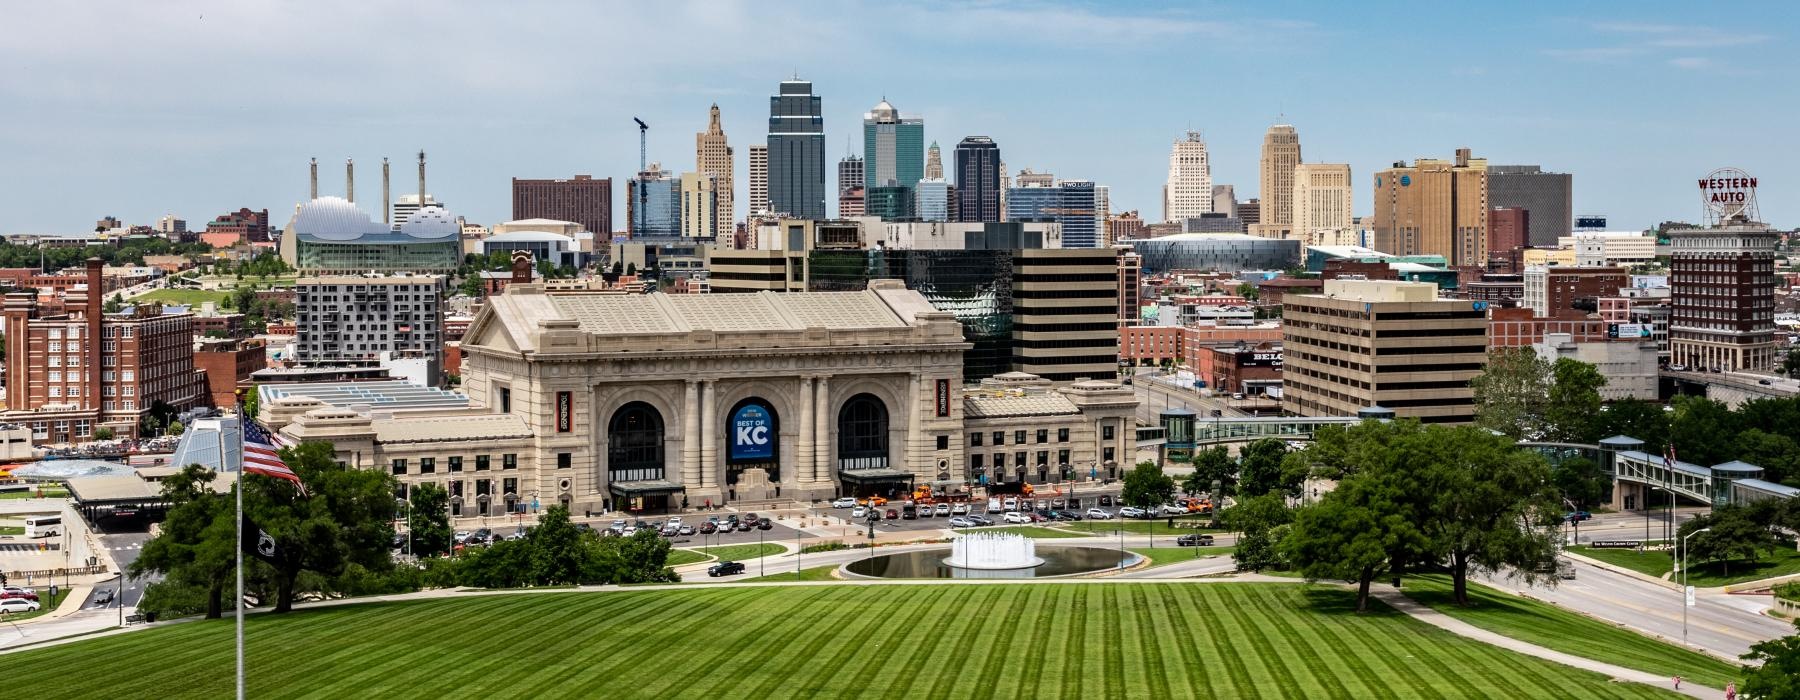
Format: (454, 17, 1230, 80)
(23, 515, 61, 539)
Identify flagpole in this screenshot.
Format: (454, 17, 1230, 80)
(232, 416, 245, 700)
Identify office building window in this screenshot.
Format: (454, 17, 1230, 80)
(992, 431, 1005, 446)
(391, 459, 407, 475)
(476, 455, 490, 471)
(557, 453, 572, 469)
(1014, 430, 1026, 444)
(1036, 429, 1048, 444)
(970, 432, 982, 447)
(499, 387, 511, 413)
(420, 458, 435, 474)
(448, 456, 463, 472)
(503, 454, 517, 470)
(1057, 428, 1070, 442)
(1102, 425, 1115, 441)
(936, 435, 949, 450)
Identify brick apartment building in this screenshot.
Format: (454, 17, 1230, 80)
(193, 337, 267, 408)
(2, 259, 207, 443)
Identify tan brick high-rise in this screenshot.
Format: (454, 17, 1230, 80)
(695, 104, 735, 239)
(1258, 124, 1302, 227)
(1371, 148, 1490, 267)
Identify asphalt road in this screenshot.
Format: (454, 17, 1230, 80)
(1477, 559, 1792, 660)
(1560, 508, 1706, 545)
(1132, 372, 1247, 426)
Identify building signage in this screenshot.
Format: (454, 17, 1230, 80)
(555, 391, 573, 433)
(1699, 168, 1759, 224)
(935, 379, 951, 417)
(1240, 351, 1284, 368)
(1607, 323, 1652, 339)
(1590, 540, 1641, 549)
(729, 403, 774, 461)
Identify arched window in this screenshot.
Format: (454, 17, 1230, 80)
(608, 402, 664, 482)
(837, 393, 889, 470)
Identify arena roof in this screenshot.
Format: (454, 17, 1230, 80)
(258, 381, 470, 411)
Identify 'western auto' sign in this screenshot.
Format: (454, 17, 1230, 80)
(1699, 167, 1758, 223)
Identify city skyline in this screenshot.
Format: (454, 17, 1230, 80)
(1, 2, 1795, 233)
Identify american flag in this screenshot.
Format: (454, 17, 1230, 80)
(243, 419, 304, 489)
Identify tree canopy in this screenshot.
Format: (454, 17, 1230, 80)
(1470, 348, 1551, 440)
(1121, 461, 1175, 512)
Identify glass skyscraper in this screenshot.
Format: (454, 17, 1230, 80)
(954, 136, 1001, 222)
(768, 79, 826, 219)
(863, 99, 924, 191)
(628, 169, 681, 239)
(1007, 180, 1099, 248)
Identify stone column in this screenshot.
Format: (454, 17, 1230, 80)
(906, 374, 922, 474)
(699, 380, 718, 488)
(796, 376, 815, 483)
(814, 376, 831, 482)
(681, 380, 700, 490)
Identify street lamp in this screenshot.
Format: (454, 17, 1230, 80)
(1680, 527, 1711, 649)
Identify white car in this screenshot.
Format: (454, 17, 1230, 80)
(1118, 506, 1147, 518)
(1003, 497, 1019, 511)
(852, 505, 868, 519)
(608, 520, 626, 532)
(1160, 504, 1187, 516)
(0, 598, 41, 614)
(988, 497, 1003, 512)
(832, 497, 858, 509)
(934, 504, 951, 517)
(1085, 508, 1113, 520)
(1002, 511, 1030, 524)
(951, 503, 969, 515)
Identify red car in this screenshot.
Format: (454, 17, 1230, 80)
(885, 509, 898, 520)
(0, 589, 39, 602)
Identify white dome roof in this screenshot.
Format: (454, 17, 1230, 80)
(398, 204, 459, 239)
(288, 196, 389, 241)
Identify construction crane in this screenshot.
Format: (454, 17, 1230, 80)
(633, 117, 648, 173)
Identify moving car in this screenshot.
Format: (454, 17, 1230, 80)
(1563, 511, 1592, 523)
(1057, 510, 1084, 521)
(756, 519, 773, 531)
(708, 561, 747, 577)
(885, 509, 899, 520)
(91, 588, 115, 606)
(1176, 534, 1215, 547)
(1085, 508, 1113, 520)
(0, 598, 41, 614)
(852, 506, 868, 519)
(832, 497, 858, 509)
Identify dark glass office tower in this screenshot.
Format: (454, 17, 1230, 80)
(768, 80, 827, 219)
(810, 247, 1015, 383)
(954, 136, 1002, 222)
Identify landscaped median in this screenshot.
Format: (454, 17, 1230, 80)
(665, 542, 786, 566)
(1570, 542, 1800, 588)
(0, 583, 1684, 698)
(1402, 574, 1742, 689)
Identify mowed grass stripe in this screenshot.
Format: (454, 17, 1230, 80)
(1243, 585, 1345, 698)
(1, 584, 1679, 699)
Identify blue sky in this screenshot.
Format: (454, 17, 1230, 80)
(1, 1, 1794, 234)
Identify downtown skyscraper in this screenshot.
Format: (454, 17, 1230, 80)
(863, 98, 924, 190)
(767, 79, 826, 219)
(1257, 123, 1302, 232)
(1163, 130, 1212, 223)
(954, 136, 1002, 222)
(694, 104, 734, 240)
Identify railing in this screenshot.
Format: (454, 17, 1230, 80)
(1, 564, 108, 581)
(1191, 417, 1360, 445)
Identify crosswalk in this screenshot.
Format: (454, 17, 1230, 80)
(0, 543, 60, 552)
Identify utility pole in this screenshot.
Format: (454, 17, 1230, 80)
(633, 118, 649, 237)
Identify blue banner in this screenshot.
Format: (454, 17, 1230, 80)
(729, 404, 774, 461)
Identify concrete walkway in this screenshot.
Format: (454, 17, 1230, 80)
(1371, 587, 1724, 699)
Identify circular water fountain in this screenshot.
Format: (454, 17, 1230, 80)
(842, 532, 1138, 580)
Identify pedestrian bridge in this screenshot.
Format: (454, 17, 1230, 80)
(1186, 416, 1361, 446)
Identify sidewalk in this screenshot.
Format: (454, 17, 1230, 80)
(1371, 587, 1723, 699)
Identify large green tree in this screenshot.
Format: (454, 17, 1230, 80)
(1543, 358, 1606, 444)
(1282, 471, 1426, 612)
(1411, 426, 1561, 605)
(1469, 347, 1552, 441)
(1235, 438, 1293, 497)
(245, 441, 399, 612)
(1183, 446, 1235, 496)
(130, 465, 236, 618)
(407, 483, 453, 558)
(1680, 506, 1777, 578)
(1121, 461, 1176, 515)
(1739, 620, 1800, 700)
(1668, 395, 1740, 468)
(1224, 492, 1293, 572)
(1550, 457, 1607, 511)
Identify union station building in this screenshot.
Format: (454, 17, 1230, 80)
(272, 280, 1136, 517)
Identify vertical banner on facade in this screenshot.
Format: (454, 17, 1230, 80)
(935, 379, 951, 417)
(556, 391, 573, 433)
(730, 403, 774, 461)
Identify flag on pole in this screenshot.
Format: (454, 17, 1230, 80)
(243, 419, 304, 491)
(240, 513, 283, 568)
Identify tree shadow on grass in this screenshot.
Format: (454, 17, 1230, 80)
(1296, 585, 1405, 619)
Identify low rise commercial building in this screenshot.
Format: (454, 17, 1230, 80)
(1533, 332, 1658, 400)
(1282, 280, 1485, 423)
(294, 275, 446, 385)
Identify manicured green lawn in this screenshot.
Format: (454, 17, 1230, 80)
(1062, 517, 1222, 536)
(0, 525, 22, 535)
(675, 542, 786, 565)
(135, 289, 232, 306)
(739, 565, 840, 582)
(0, 486, 68, 500)
(979, 526, 1087, 539)
(1571, 543, 1800, 587)
(0, 584, 1679, 698)
(1129, 546, 1233, 569)
(1403, 574, 1741, 689)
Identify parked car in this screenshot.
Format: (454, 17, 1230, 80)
(968, 514, 995, 526)
(725, 515, 741, 528)
(708, 561, 747, 577)
(901, 504, 918, 519)
(918, 504, 934, 518)
(832, 497, 858, 508)
(1160, 504, 1187, 516)
(90, 588, 115, 606)
(1668, 364, 1688, 372)
(1563, 511, 1592, 523)
(472, 528, 493, 541)
(1059, 510, 1085, 521)
(988, 497, 1003, 512)
(699, 521, 718, 535)
(1003, 497, 1019, 511)
(1002, 511, 1030, 524)
(1118, 506, 1147, 518)
(885, 509, 899, 520)
(0, 589, 38, 602)
(1176, 534, 1216, 547)
(660, 525, 680, 538)
(0, 598, 41, 614)
(951, 503, 969, 515)
(1760, 378, 1775, 385)
(757, 519, 773, 531)
(609, 520, 627, 532)
(934, 504, 951, 517)
(1085, 508, 1113, 520)
(1099, 495, 1114, 507)
(948, 516, 976, 528)
(453, 530, 472, 544)
(677, 525, 697, 536)
(738, 517, 758, 532)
